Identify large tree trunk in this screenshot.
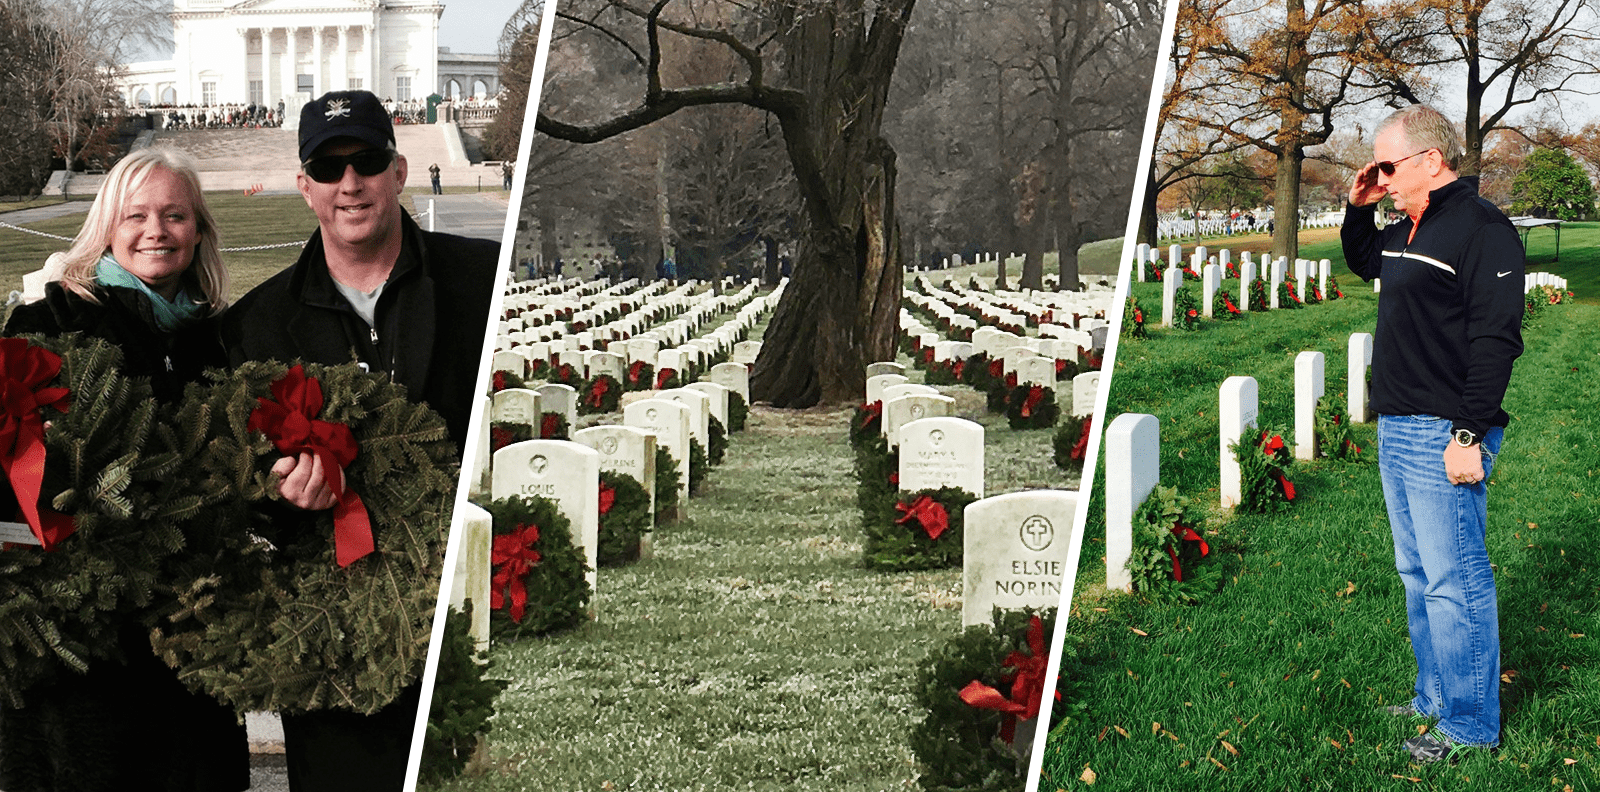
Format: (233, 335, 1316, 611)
(749, 5, 909, 407)
(537, 198, 560, 276)
(1270, 146, 1302, 262)
(1139, 161, 1159, 246)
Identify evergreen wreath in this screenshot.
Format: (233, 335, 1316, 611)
(489, 368, 525, 393)
(539, 411, 569, 440)
(1276, 280, 1304, 309)
(1173, 287, 1202, 331)
(654, 368, 681, 391)
(850, 401, 884, 450)
(984, 365, 1011, 414)
(961, 354, 994, 392)
(909, 608, 1057, 792)
(925, 358, 961, 386)
(861, 486, 975, 571)
(151, 360, 457, 715)
(1124, 297, 1147, 339)
(707, 416, 727, 466)
(577, 374, 622, 415)
(489, 421, 533, 454)
(596, 470, 649, 567)
(1314, 395, 1364, 461)
(420, 602, 505, 783)
(687, 437, 708, 494)
(1052, 416, 1093, 470)
(1125, 484, 1220, 603)
(1248, 277, 1271, 312)
(481, 495, 590, 640)
(1304, 280, 1324, 304)
(0, 335, 181, 705)
(1004, 384, 1059, 430)
(727, 392, 748, 433)
(547, 362, 583, 388)
(854, 433, 897, 523)
(624, 360, 654, 392)
(1326, 274, 1344, 300)
(1231, 428, 1297, 514)
(654, 446, 681, 524)
(1212, 288, 1244, 320)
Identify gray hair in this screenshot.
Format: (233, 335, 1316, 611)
(1378, 104, 1463, 173)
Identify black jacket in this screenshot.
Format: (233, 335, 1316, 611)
(222, 211, 499, 455)
(1340, 178, 1524, 438)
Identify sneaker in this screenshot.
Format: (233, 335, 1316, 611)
(1381, 703, 1433, 723)
(1403, 730, 1470, 764)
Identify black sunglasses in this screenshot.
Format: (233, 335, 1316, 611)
(1376, 148, 1433, 176)
(302, 148, 395, 183)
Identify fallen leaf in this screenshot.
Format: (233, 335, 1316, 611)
(1311, 669, 1322, 681)
(1221, 740, 1239, 756)
(1563, 758, 1577, 765)
(1207, 756, 1229, 771)
(1114, 725, 1129, 738)
(1572, 633, 1586, 638)
(1337, 581, 1356, 597)
(1417, 724, 1429, 736)
(1528, 522, 1539, 529)
(1501, 671, 1517, 684)
(1389, 775, 1422, 783)
(1130, 627, 1148, 636)
(1540, 603, 1549, 613)
(1179, 760, 1190, 768)
(1152, 722, 1161, 735)
(1329, 738, 1344, 750)
(1080, 766, 1097, 785)
(1341, 678, 1351, 688)
(1093, 607, 1109, 612)
(1097, 726, 1108, 742)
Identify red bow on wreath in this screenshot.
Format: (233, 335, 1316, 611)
(858, 401, 883, 430)
(952, 360, 965, 380)
(492, 370, 508, 392)
(491, 522, 542, 623)
(1167, 522, 1210, 582)
(540, 412, 561, 439)
(627, 360, 646, 385)
(958, 614, 1049, 744)
(923, 347, 935, 364)
(1070, 416, 1093, 461)
(0, 339, 75, 549)
(1020, 385, 1044, 418)
(655, 367, 676, 390)
(1259, 433, 1296, 500)
(598, 482, 615, 516)
(895, 495, 949, 541)
(588, 377, 610, 408)
(490, 425, 517, 453)
(1055, 359, 1067, 376)
(248, 365, 374, 567)
(988, 359, 1004, 380)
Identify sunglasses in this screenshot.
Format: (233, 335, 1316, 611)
(1376, 148, 1433, 176)
(301, 148, 395, 183)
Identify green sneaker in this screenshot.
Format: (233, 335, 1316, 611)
(1402, 731, 1471, 764)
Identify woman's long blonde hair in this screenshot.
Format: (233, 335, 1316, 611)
(57, 147, 229, 311)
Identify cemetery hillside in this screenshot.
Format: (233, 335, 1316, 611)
(1040, 234, 1598, 791)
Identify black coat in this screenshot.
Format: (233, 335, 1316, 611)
(0, 283, 247, 792)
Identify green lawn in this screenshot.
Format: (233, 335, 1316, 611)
(426, 315, 1080, 791)
(1041, 259, 1600, 790)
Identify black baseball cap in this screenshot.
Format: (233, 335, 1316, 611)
(298, 90, 394, 162)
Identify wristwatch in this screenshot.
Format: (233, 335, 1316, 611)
(1453, 428, 1479, 447)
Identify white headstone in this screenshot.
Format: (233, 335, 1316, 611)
(1239, 259, 1256, 312)
(865, 361, 906, 380)
(535, 383, 579, 430)
(1348, 332, 1373, 423)
(491, 388, 540, 425)
(572, 425, 658, 557)
(710, 362, 750, 404)
(1104, 413, 1159, 593)
(1202, 263, 1220, 318)
(866, 373, 909, 405)
(658, 387, 711, 449)
(492, 350, 526, 379)
(447, 502, 492, 651)
(961, 489, 1080, 627)
(624, 399, 692, 507)
(1219, 376, 1259, 509)
(898, 417, 984, 498)
(685, 381, 730, 429)
(883, 393, 956, 449)
(1071, 371, 1101, 418)
(1294, 351, 1325, 461)
(492, 439, 600, 607)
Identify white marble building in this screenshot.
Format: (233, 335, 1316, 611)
(119, 1, 499, 109)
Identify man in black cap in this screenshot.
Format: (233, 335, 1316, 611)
(223, 89, 498, 791)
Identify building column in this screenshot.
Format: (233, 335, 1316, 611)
(238, 27, 250, 104)
(259, 28, 272, 106)
(312, 26, 324, 97)
(367, 22, 380, 97)
(336, 26, 349, 91)
(286, 26, 299, 102)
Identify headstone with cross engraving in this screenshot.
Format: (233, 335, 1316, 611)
(961, 489, 1079, 628)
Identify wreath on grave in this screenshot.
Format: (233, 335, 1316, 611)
(985, 364, 1012, 414)
(925, 357, 961, 386)
(526, 358, 549, 381)
(727, 392, 749, 433)
(1231, 428, 1297, 514)
(1052, 415, 1094, 470)
(1276, 280, 1304, 309)
(490, 368, 525, 393)
(489, 421, 534, 454)
(1326, 274, 1345, 300)
(624, 360, 654, 392)
(909, 608, 1058, 792)
(1174, 287, 1202, 331)
(861, 486, 975, 571)
(0, 335, 187, 705)
(1226, 261, 1240, 279)
(1304, 281, 1324, 305)
(654, 367, 681, 391)
(1248, 277, 1271, 312)
(1212, 288, 1244, 320)
(420, 603, 506, 782)
(1124, 297, 1147, 339)
(1054, 357, 1080, 381)
(539, 411, 569, 440)
(961, 353, 993, 392)
(851, 401, 884, 450)
(708, 416, 727, 466)
(579, 374, 622, 415)
(548, 362, 582, 388)
(1314, 395, 1364, 461)
(597, 471, 649, 567)
(481, 495, 589, 640)
(654, 446, 681, 524)
(150, 361, 457, 715)
(1004, 384, 1059, 430)
(1125, 484, 1221, 603)
(686, 437, 708, 494)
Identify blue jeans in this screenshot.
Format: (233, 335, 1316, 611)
(1378, 414, 1503, 746)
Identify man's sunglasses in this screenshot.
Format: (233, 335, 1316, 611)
(1376, 148, 1433, 176)
(302, 149, 395, 183)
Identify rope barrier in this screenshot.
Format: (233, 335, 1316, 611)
(0, 221, 304, 252)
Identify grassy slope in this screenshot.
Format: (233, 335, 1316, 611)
(1042, 243, 1600, 791)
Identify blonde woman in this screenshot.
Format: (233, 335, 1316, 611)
(1, 148, 247, 791)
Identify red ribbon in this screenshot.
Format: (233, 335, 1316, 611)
(598, 482, 615, 516)
(492, 370, 508, 392)
(952, 360, 965, 380)
(655, 367, 676, 390)
(1276, 474, 1296, 500)
(490, 425, 517, 453)
(1055, 359, 1067, 376)
(1069, 417, 1092, 460)
(988, 359, 1004, 380)
(958, 615, 1048, 744)
(895, 495, 949, 541)
(540, 412, 561, 439)
(1004, 371, 1018, 389)
(1085, 352, 1102, 370)
(923, 347, 935, 364)
(490, 522, 541, 623)
(858, 401, 883, 430)
(627, 359, 646, 384)
(247, 365, 373, 567)
(1020, 385, 1044, 418)
(0, 339, 74, 549)
(530, 358, 548, 376)
(588, 377, 610, 408)
(1166, 522, 1210, 582)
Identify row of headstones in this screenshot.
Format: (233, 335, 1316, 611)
(1098, 331, 1375, 590)
(497, 280, 766, 351)
(907, 280, 1113, 354)
(903, 307, 1106, 373)
(455, 377, 747, 645)
(500, 274, 659, 324)
(914, 275, 1113, 332)
(1526, 271, 1568, 294)
(1141, 246, 1338, 326)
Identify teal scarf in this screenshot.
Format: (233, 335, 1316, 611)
(95, 253, 205, 332)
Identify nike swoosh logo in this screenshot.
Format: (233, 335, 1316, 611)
(1497, 271, 1512, 277)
